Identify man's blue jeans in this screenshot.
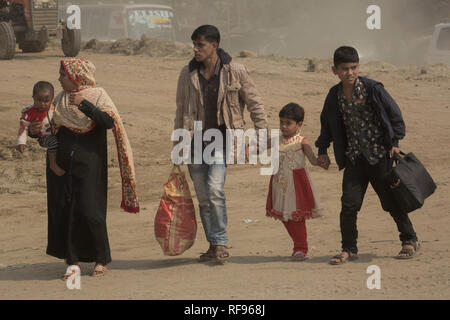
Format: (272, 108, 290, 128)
(187, 152, 227, 246)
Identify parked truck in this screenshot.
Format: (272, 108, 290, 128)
(0, 0, 81, 60)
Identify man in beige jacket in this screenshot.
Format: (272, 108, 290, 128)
(173, 25, 268, 263)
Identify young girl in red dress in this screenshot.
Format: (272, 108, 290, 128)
(266, 103, 325, 260)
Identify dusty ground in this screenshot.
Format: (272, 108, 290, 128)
(0, 47, 449, 300)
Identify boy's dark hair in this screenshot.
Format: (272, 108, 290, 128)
(191, 25, 220, 44)
(279, 103, 305, 123)
(333, 46, 359, 67)
(33, 81, 54, 97)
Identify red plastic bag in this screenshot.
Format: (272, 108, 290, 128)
(154, 166, 197, 255)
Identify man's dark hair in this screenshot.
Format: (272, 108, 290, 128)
(333, 46, 359, 67)
(279, 102, 305, 123)
(33, 81, 54, 97)
(191, 25, 220, 44)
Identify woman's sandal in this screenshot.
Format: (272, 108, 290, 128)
(214, 245, 230, 264)
(329, 251, 358, 265)
(62, 264, 80, 280)
(395, 241, 420, 259)
(291, 251, 308, 261)
(199, 246, 216, 262)
(92, 264, 108, 277)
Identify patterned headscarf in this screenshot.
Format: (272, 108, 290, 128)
(52, 58, 139, 213)
(60, 58, 96, 89)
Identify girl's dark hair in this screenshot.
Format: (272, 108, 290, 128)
(333, 46, 359, 67)
(191, 25, 220, 44)
(33, 81, 54, 97)
(279, 103, 305, 122)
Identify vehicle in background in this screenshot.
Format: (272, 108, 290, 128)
(58, 3, 177, 42)
(0, 0, 80, 60)
(425, 23, 450, 65)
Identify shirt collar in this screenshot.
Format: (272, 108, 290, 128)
(199, 57, 222, 78)
(353, 77, 364, 96)
(338, 77, 364, 98)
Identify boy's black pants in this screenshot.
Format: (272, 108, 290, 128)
(340, 155, 418, 254)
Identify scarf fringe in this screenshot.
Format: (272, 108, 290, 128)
(121, 200, 140, 213)
(111, 120, 140, 214)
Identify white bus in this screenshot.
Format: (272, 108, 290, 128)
(426, 23, 450, 65)
(59, 3, 177, 41)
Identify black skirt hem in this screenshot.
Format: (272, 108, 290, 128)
(46, 249, 112, 265)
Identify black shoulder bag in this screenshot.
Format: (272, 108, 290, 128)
(388, 151, 437, 213)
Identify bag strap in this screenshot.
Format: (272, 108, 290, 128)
(388, 150, 405, 173)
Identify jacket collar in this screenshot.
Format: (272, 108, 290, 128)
(188, 48, 232, 72)
(189, 48, 232, 108)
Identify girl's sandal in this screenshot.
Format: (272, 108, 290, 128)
(329, 251, 358, 265)
(291, 251, 308, 261)
(92, 264, 108, 277)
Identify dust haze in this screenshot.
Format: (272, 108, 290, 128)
(1, 0, 449, 302)
(62, 0, 450, 66)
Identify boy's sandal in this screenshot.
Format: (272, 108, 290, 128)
(395, 241, 420, 259)
(214, 245, 230, 264)
(329, 251, 358, 265)
(291, 251, 308, 261)
(199, 246, 216, 262)
(92, 264, 108, 277)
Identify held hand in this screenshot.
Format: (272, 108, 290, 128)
(245, 144, 250, 163)
(28, 121, 42, 135)
(246, 144, 261, 163)
(317, 154, 331, 170)
(266, 138, 272, 150)
(317, 161, 328, 170)
(69, 93, 84, 106)
(390, 147, 400, 158)
(17, 144, 25, 153)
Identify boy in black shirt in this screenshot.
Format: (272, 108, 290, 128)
(315, 46, 419, 264)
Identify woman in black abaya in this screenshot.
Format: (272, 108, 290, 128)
(31, 58, 139, 278)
